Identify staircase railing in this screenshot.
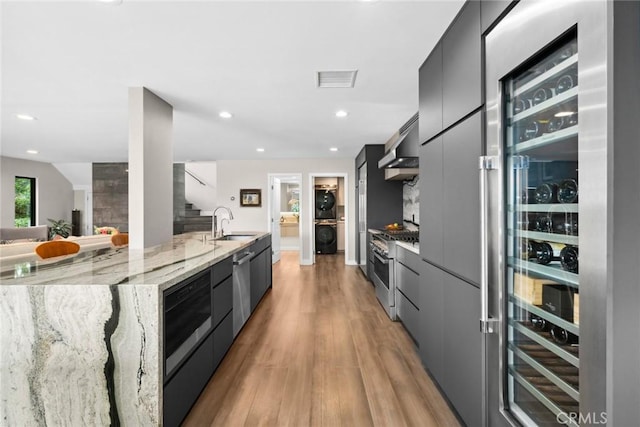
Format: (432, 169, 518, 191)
(185, 169, 206, 186)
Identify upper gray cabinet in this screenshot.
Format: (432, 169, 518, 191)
(419, 137, 444, 265)
(480, 0, 514, 34)
(418, 1, 482, 142)
(418, 42, 443, 144)
(442, 112, 482, 285)
(442, 1, 482, 129)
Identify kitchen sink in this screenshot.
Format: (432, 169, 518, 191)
(215, 234, 255, 241)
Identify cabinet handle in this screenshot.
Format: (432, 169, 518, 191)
(479, 156, 499, 334)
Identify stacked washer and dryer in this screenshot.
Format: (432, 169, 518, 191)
(314, 184, 338, 254)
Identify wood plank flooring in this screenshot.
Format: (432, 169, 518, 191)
(183, 252, 461, 427)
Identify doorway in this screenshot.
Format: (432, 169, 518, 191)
(309, 173, 348, 265)
(268, 174, 302, 264)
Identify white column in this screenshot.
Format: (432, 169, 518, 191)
(128, 87, 173, 249)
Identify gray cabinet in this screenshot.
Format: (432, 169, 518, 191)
(212, 257, 233, 327)
(395, 245, 421, 345)
(441, 273, 482, 426)
(442, 0, 481, 129)
(419, 112, 481, 284)
(419, 137, 444, 265)
(419, 259, 482, 427)
(419, 260, 444, 385)
(212, 258, 233, 370)
(418, 1, 482, 143)
(442, 111, 482, 285)
(164, 334, 214, 427)
(418, 42, 443, 144)
(250, 236, 272, 311)
(212, 312, 233, 370)
(480, 0, 514, 34)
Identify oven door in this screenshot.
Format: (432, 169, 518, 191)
(164, 270, 213, 379)
(372, 251, 393, 317)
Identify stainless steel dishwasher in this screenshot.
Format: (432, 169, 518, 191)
(232, 249, 253, 337)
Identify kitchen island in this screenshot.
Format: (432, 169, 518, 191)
(0, 232, 270, 426)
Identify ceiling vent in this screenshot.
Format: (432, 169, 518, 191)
(316, 70, 358, 88)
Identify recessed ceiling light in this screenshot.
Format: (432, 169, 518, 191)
(335, 110, 348, 118)
(256, 148, 265, 152)
(26, 149, 39, 154)
(219, 111, 233, 119)
(98, 0, 123, 4)
(330, 147, 339, 152)
(17, 114, 36, 121)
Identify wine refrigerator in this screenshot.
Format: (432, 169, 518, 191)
(482, 1, 609, 426)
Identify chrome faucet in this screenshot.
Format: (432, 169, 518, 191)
(220, 218, 230, 237)
(213, 206, 234, 238)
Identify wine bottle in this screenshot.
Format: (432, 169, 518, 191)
(530, 314, 549, 331)
(555, 73, 578, 94)
(552, 213, 579, 235)
(532, 87, 554, 106)
(560, 245, 579, 273)
(557, 179, 579, 203)
(546, 116, 565, 133)
(534, 182, 558, 204)
(521, 120, 541, 141)
(523, 240, 553, 265)
(512, 97, 530, 115)
(551, 326, 579, 345)
(533, 215, 553, 232)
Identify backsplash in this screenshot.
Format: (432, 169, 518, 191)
(403, 175, 419, 230)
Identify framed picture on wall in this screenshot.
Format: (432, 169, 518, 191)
(240, 189, 262, 207)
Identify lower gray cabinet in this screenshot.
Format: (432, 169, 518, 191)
(441, 274, 482, 426)
(396, 290, 420, 345)
(419, 260, 482, 427)
(419, 260, 444, 384)
(396, 246, 421, 345)
(164, 334, 214, 427)
(213, 311, 233, 370)
(250, 237, 272, 312)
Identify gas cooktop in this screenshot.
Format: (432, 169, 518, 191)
(377, 229, 420, 243)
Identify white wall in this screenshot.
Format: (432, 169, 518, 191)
(1, 156, 74, 228)
(184, 161, 217, 215)
(216, 158, 355, 265)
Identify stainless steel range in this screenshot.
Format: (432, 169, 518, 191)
(369, 229, 419, 319)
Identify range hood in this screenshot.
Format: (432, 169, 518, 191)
(378, 112, 419, 180)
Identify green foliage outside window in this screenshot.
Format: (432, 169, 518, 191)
(15, 177, 33, 227)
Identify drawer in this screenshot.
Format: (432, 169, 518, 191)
(396, 290, 420, 346)
(164, 333, 214, 427)
(213, 311, 233, 370)
(212, 275, 232, 327)
(396, 244, 421, 273)
(396, 261, 420, 308)
(213, 257, 233, 286)
(252, 235, 270, 254)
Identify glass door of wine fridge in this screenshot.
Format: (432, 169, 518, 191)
(504, 35, 580, 427)
(484, 2, 607, 426)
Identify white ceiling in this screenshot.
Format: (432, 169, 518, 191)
(1, 0, 464, 164)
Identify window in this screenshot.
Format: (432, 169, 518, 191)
(15, 177, 36, 227)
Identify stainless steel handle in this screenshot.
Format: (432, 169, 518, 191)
(233, 251, 254, 266)
(373, 252, 389, 265)
(479, 156, 499, 334)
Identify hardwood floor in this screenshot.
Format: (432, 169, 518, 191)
(183, 251, 461, 427)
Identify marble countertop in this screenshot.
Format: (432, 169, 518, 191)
(0, 231, 269, 290)
(396, 240, 420, 255)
